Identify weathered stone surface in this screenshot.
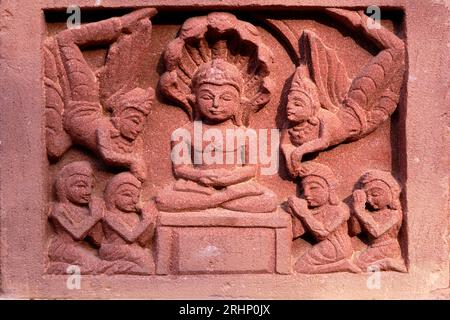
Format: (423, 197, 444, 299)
(156, 210, 291, 275)
(0, 0, 448, 299)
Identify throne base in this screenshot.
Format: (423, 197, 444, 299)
(155, 208, 292, 275)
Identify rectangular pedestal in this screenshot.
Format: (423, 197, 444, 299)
(156, 209, 292, 275)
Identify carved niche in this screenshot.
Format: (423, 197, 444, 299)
(44, 8, 406, 275)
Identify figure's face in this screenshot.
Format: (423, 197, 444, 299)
(302, 176, 329, 208)
(66, 174, 94, 205)
(196, 83, 240, 123)
(114, 184, 140, 213)
(287, 91, 315, 123)
(117, 108, 146, 141)
(364, 181, 391, 210)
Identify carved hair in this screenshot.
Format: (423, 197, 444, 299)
(298, 161, 340, 205)
(104, 172, 141, 210)
(191, 59, 243, 93)
(359, 170, 401, 210)
(55, 161, 93, 203)
(190, 59, 243, 124)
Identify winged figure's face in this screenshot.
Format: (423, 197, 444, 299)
(113, 184, 140, 213)
(287, 91, 315, 123)
(363, 181, 391, 211)
(196, 83, 239, 123)
(302, 176, 329, 208)
(66, 174, 94, 205)
(117, 108, 146, 141)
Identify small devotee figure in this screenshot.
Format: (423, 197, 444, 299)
(47, 161, 116, 274)
(100, 172, 158, 275)
(351, 170, 406, 272)
(287, 162, 358, 273)
(156, 59, 278, 213)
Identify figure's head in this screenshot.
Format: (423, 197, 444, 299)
(191, 59, 243, 123)
(359, 170, 401, 210)
(109, 87, 154, 141)
(56, 161, 94, 205)
(298, 162, 339, 208)
(287, 65, 320, 123)
(104, 172, 141, 213)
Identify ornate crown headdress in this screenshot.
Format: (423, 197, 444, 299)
(290, 64, 321, 112)
(159, 12, 274, 126)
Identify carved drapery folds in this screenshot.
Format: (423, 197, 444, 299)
(44, 8, 406, 275)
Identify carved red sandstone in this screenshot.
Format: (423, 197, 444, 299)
(47, 161, 116, 274)
(156, 12, 278, 213)
(350, 170, 406, 272)
(44, 9, 157, 181)
(287, 162, 358, 274)
(158, 12, 274, 125)
(281, 9, 406, 176)
(100, 172, 158, 275)
(43, 8, 408, 276)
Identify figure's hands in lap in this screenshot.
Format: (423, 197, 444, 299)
(199, 169, 233, 187)
(352, 189, 367, 212)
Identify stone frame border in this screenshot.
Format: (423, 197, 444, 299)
(0, 0, 448, 299)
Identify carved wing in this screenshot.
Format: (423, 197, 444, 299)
(346, 48, 405, 134)
(159, 12, 274, 125)
(44, 38, 72, 160)
(99, 18, 154, 111)
(323, 9, 406, 135)
(301, 30, 352, 113)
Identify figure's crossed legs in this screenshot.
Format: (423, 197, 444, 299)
(155, 181, 278, 213)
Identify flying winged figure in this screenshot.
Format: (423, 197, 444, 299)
(44, 8, 157, 181)
(281, 9, 406, 176)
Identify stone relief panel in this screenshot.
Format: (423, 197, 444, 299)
(43, 8, 406, 275)
(44, 9, 157, 180)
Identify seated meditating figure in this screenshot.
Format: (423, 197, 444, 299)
(100, 172, 158, 275)
(156, 59, 278, 213)
(287, 162, 358, 273)
(351, 170, 406, 272)
(47, 161, 117, 274)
